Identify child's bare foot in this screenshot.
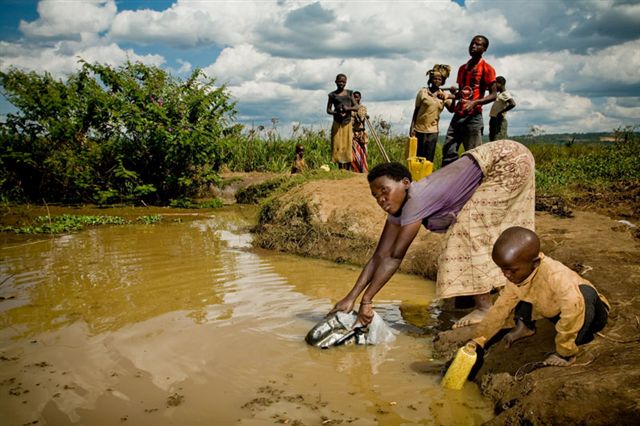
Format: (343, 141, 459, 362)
(452, 309, 488, 329)
(504, 322, 535, 347)
(544, 353, 575, 367)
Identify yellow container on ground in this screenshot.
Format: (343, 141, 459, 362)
(405, 136, 418, 160)
(441, 343, 478, 390)
(407, 156, 433, 181)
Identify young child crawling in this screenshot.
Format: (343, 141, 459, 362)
(470, 226, 610, 366)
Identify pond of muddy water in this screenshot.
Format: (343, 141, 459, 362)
(0, 206, 493, 425)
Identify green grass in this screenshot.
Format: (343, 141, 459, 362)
(1, 214, 128, 234)
(168, 198, 224, 209)
(0, 213, 171, 234)
(523, 138, 639, 198)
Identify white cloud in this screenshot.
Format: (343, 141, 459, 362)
(0, 40, 164, 78)
(513, 89, 593, 118)
(109, 0, 277, 47)
(176, 59, 192, 74)
(567, 112, 623, 133)
(20, 0, 117, 39)
(2, 0, 638, 135)
(579, 40, 640, 84)
(603, 97, 640, 120)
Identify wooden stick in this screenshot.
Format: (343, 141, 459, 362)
(365, 117, 390, 163)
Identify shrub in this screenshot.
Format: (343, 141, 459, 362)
(0, 61, 238, 204)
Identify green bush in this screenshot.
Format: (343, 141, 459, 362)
(0, 61, 238, 204)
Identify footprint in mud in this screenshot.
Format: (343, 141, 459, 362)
(241, 382, 360, 425)
(166, 392, 184, 407)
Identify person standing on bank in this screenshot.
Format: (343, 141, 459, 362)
(351, 91, 369, 173)
(409, 64, 455, 163)
(327, 74, 358, 170)
(489, 76, 516, 141)
(441, 35, 497, 167)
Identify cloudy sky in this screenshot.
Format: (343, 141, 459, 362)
(1, 0, 639, 136)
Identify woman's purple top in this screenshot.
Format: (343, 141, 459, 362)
(386, 155, 483, 233)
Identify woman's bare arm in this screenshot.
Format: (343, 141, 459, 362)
(360, 220, 421, 303)
(335, 220, 422, 326)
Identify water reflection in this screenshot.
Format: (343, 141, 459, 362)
(0, 207, 493, 425)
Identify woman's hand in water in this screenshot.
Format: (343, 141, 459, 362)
(328, 297, 355, 316)
(356, 302, 375, 327)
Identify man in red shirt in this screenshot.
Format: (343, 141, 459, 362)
(441, 35, 497, 167)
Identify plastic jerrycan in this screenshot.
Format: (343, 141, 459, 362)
(441, 342, 478, 390)
(405, 136, 418, 160)
(407, 157, 433, 181)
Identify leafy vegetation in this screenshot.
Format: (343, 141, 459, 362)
(169, 198, 223, 209)
(1, 61, 237, 205)
(1, 214, 127, 234)
(514, 126, 639, 199)
(0, 213, 173, 234)
(137, 215, 163, 225)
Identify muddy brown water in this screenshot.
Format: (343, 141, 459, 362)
(0, 206, 493, 425)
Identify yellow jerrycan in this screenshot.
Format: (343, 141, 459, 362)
(441, 342, 477, 390)
(405, 136, 418, 160)
(407, 156, 433, 181)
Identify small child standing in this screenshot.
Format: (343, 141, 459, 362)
(470, 226, 610, 366)
(489, 76, 516, 141)
(351, 91, 369, 173)
(291, 144, 306, 174)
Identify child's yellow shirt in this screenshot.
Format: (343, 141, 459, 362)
(474, 253, 609, 357)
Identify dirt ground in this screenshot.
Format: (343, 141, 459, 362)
(246, 173, 640, 425)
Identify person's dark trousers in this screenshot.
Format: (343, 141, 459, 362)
(575, 285, 609, 344)
(441, 113, 483, 167)
(513, 285, 609, 344)
(489, 115, 507, 141)
(415, 132, 438, 162)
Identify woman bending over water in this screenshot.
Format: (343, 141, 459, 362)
(329, 140, 535, 329)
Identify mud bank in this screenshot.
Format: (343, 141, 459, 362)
(250, 173, 640, 425)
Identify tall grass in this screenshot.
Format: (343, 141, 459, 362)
(220, 124, 639, 205)
(218, 129, 329, 172)
(517, 129, 639, 197)
(219, 124, 441, 173)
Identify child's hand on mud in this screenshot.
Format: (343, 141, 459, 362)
(544, 353, 575, 367)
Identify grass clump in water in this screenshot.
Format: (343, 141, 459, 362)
(1, 214, 129, 234)
(137, 215, 162, 225)
(168, 198, 224, 209)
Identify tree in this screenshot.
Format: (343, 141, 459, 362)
(0, 61, 240, 203)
